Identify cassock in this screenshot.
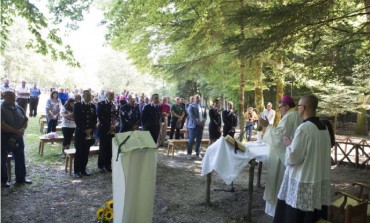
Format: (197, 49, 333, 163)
(263, 109, 302, 217)
(273, 117, 332, 223)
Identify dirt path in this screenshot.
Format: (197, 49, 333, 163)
(2, 143, 369, 223)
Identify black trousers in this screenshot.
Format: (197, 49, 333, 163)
(223, 125, 235, 138)
(62, 127, 75, 146)
(74, 132, 91, 173)
(98, 129, 113, 170)
(29, 97, 39, 116)
(144, 124, 160, 143)
(170, 119, 181, 139)
(16, 98, 28, 114)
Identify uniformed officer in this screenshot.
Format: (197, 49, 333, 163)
(141, 93, 162, 143)
(97, 91, 119, 173)
(73, 90, 97, 178)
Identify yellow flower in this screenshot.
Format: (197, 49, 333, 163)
(104, 210, 113, 221)
(96, 208, 105, 220)
(106, 200, 113, 210)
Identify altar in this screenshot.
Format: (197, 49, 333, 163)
(201, 137, 269, 221)
(112, 131, 158, 223)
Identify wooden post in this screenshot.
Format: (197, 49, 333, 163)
(206, 173, 212, 205)
(245, 159, 257, 222)
(257, 162, 263, 188)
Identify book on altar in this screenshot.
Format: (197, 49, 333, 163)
(114, 130, 157, 153)
(224, 135, 247, 152)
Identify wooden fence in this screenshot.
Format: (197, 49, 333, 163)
(333, 138, 370, 169)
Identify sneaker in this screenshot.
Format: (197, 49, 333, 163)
(187, 154, 192, 160)
(196, 154, 203, 159)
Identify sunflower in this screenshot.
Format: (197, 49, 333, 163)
(96, 208, 105, 220)
(106, 200, 113, 210)
(104, 210, 113, 221)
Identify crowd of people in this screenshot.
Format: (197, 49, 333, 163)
(1, 78, 335, 223)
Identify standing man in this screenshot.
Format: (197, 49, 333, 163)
(119, 94, 141, 132)
(1, 90, 32, 187)
(29, 83, 41, 117)
(15, 80, 30, 113)
(73, 90, 97, 178)
(273, 95, 332, 223)
(58, 88, 69, 105)
(141, 93, 162, 143)
(208, 98, 222, 144)
(259, 96, 303, 217)
(1, 78, 14, 99)
(169, 97, 185, 140)
(222, 101, 238, 138)
(157, 96, 170, 146)
(261, 102, 276, 126)
(97, 91, 119, 173)
(186, 94, 207, 160)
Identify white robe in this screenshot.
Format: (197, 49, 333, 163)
(277, 121, 331, 211)
(263, 109, 303, 217)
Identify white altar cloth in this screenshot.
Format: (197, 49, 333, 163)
(112, 131, 158, 223)
(201, 137, 269, 185)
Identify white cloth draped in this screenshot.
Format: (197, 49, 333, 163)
(201, 137, 269, 185)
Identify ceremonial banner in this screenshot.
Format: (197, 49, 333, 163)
(112, 131, 157, 223)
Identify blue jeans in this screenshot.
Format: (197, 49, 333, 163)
(187, 125, 204, 155)
(1, 133, 26, 183)
(245, 122, 254, 141)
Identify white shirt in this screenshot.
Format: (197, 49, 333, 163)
(60, 106, 76, 128)
(261, 109, 276, 125)
(16, 85, 30, 99)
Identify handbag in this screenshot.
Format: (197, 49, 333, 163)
(85, 136, 96, 147)
(8, 134, 20, 150)
(176, 120, 182, 129)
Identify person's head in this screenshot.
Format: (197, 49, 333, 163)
(175, 97, 180, 105)
(59, 88, 65, 93)
(278, 96, 295, 117)
(21, 80, 26, 87)
(100, 89, 105, 94)
(266, 102, 272, 110)
(194, 94, 201, 104)
(162, 96, 168, 104)
(82, 90, 92, 103)
(180, 97, 184, 104)
(151, 93, 159, 104)
(106, 91, 114, 101)
(228, 101, 234, 110)
(74, 94, 81, 102)
(247, 107, 254, 113)
(33, 83, 37, 88)
(139, 96, 144, 103)
(189, 96, 194, 103)
(50, 90, 58, 99)
(64, 98, 76, 111)
(3, 90, 16, 105)
(127, 94, 135, 105)
(144, 96, 149, 104)
(298, 94, 318, 119)
(3, 78, 9, 86)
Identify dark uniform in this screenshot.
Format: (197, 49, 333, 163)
(119, 103, 141, 132)
(97, 100, 119, 172)
(73, 101, 97, 176)
(222, 110, 238, 138)
(141, 103, 162, 143)
(208, 107, 222, 141)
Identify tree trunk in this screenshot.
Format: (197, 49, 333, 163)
(275, 75, 284, 126)
(252, 57, 264, 114)
(355, 107, 368, 136)
(239, 57, 246, 140)
(364, 0, 370, 32)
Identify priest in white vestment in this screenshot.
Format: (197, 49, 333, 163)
(260, 96, 303, 217)
(273, 95, 333, 223)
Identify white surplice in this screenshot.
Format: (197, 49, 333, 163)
(262, 109, 303, 217)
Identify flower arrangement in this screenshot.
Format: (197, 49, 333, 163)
(96, 200, 113, 223)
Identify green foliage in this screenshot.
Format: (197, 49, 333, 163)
(1, 0, 85, 67)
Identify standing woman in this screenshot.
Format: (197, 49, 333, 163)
(46, 90, 62, 133)
(244, 107, 258, 141)
(60, 98, 76, 157)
